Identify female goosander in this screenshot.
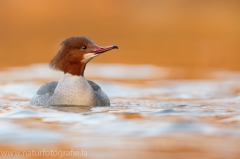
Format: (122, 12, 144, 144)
(30, 36, 118, 106)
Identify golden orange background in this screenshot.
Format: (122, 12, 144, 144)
(0, 0, 240, 71)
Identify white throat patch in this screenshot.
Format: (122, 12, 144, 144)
(81, 53, 98, 63)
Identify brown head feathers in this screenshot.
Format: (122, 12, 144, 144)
(49, 36, 118, 76)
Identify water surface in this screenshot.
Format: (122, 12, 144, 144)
(0, 64, 240, 159)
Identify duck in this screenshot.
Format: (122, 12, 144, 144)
(30, 36, 118, 106)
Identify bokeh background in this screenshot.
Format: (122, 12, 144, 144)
(0, 0, 240, 78)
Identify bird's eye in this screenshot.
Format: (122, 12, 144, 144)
(81, 46, 87, 50)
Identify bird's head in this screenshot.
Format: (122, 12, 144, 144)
(50, 37, 118, 76)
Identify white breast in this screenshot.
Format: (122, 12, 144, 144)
(48, 74, 98, 106)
